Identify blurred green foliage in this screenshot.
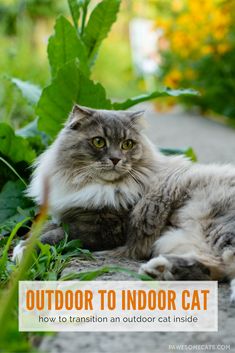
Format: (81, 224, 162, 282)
(0, 0, 143, 129)
(157, 0, 235, 121)
(0, 5, 49, 127)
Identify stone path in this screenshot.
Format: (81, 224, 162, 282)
(40, 107, 235, 353)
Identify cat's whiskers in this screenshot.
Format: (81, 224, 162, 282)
(130, 167, 145, 179)
(94, 165, 112, 170)
(130, 167, 151, 190)
(127, 170, 145, 193)
(71, 166, 97, 186)
(132, 166, 152, 180)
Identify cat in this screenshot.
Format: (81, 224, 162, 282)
(13, 105, 235, 301)
(106, 145, 235, 300)
(12, 105, 158, 260)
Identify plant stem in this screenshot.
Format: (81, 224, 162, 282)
(0, 157, 27, 187)
(0, 217, 31, 274)
(80, 0, 89, 36)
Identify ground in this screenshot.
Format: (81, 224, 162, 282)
(40, 106, 235, 353)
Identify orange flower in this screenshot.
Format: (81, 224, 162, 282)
(156, 0, 232, 61)
(164, 69, 182, 88)
(172, 0, 184, 12)
(216, 43, 230, 54)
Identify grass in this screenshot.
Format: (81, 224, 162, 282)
(0, 226, 148, 352)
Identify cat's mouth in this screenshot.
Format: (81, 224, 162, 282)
(92, 162, 131, 182)
(98, 171, 125, 182)
(96, 166, 129, 182)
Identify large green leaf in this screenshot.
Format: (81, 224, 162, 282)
(37, 60, 112, 137)
(0, 181, 32, 224)
(83, 0, 121, 66)
(0, 123, 36, 163)
(48, 15, 89, 78)
(113, 88, 199, 110)
(11, 78, 42, 106)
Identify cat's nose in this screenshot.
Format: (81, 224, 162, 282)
(110, 158, 120, 166)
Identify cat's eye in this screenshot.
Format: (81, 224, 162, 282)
(92, 136, 106, 149)
(121, 139, 134, 150)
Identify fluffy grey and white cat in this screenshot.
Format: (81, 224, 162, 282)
(13, 105, 235, 300)
(13, 105, 157, 257)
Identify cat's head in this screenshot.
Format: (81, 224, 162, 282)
(56, 105, 154, 184)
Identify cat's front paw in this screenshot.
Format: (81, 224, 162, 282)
(139, 255, 174, 280)
(12, 240, 27, 263)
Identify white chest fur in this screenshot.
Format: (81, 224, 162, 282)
(49, 178, 142, 216)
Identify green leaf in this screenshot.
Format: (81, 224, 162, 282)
(16, 118, 49, 147)
(0, 217, 31, 274)
(68, 0, 82, 29)
(113, 88, 199, 110)
(61, 265, 152, 281)
(0, 206, 35, 237)
(0, 123, 36, 163)
(0, 157, 27, 187)
(48, 16, 89, 78)
(11, 78, 42, 105)
(62, 239, 82, 251)
(16, 118, 39, 139)
(0, 181, 32, 224)
(37, 60, 112, 138)
(184, 147, 197, 162)
(160, 147, 197, 162)
(83, 0, 121, 66)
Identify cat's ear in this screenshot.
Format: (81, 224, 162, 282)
(127, 110, 146, 128)
(128, 110, 145, 121)
(67, 104, 93, 129)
